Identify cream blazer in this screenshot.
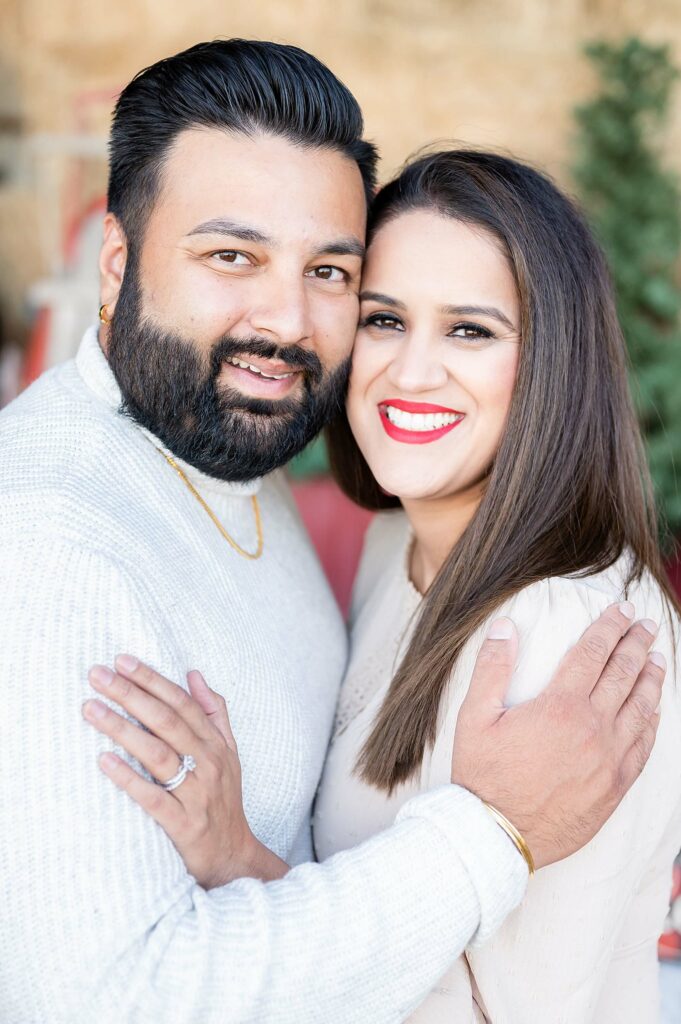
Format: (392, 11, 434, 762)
(314, 511, 681, 1023)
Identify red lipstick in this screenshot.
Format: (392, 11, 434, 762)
(382, 399, 460, 414)
(378, 399, 464, 445)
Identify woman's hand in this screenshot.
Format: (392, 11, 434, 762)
(81, 657, 288, 889)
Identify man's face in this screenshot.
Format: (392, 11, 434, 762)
(101, 129, 367, 480)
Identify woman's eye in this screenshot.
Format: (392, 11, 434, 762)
(449, 322, 494, 341)
(213, 250, 251, 266)
(307, 266, 347, 282)
(360, 313, 405, 331)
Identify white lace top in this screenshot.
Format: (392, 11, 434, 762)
(314, 510, 681, 1023)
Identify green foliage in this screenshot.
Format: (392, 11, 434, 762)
(573, 37, 681, 537)
(288, 434, 330, 479)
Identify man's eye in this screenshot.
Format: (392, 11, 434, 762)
(308, 266, 347, 282)
(359, 313, 405, 331)
(213, 251, 251, 265)
(449, 322, 494, 341)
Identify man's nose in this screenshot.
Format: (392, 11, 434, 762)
(248, 269, 313, 348)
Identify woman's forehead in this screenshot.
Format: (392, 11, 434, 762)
(361, 210, 519, 316)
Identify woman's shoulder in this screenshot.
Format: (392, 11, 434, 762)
(490, 553, 677, 705)
(431, 552, 681, 810)
(349, 509, 412, 626)
(502, 551, 671, 634)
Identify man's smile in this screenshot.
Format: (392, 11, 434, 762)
(220, 355, 303, 398)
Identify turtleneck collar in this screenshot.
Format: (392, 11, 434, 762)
(75, 325, 263, 497)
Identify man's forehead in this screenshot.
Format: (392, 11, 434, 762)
(153, 126, 368, 245)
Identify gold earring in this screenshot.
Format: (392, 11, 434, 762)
(98, 303, 111, 325)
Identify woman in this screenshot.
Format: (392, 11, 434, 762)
(86, 150, 681, 1021)
(312, 150, 681, 1020)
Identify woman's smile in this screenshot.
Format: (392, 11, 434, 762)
(378, 399, 465, 444)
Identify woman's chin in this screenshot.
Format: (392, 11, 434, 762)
(370, 471, 446, 504)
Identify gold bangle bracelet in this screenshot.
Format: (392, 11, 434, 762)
(482, 801, 536, 877)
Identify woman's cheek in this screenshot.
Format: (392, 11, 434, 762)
(347, 340, 380, 424)
(495, 347, 521, 416)
(346, 379, 369, 452)
(471, 346, 520, 424)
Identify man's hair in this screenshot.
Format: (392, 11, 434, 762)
(108, 39, 378, 245)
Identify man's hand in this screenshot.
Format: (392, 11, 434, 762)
(451, 603, 664, 869)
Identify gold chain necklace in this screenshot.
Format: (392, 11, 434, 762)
(158, 449, 264, 560)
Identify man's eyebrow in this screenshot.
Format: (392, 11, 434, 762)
(440, 304, 517, 332)
(312, 237, 366, 260)
(185, 218, 272, 244)
(359, 290, 407, 310)
(184, 220, 365, 261)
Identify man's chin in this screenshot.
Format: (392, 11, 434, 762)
(158, 410, 321, 483)
(215, 386, 307, 420)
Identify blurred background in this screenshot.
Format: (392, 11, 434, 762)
(1, 0, 681, 1011)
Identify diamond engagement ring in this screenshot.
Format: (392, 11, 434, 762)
(159, 754, 197, 792)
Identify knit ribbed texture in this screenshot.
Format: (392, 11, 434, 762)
(0, 329, 527, 1023)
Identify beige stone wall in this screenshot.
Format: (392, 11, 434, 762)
(2, 0, 681, 344)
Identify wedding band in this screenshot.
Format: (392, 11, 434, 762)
(159, 754, 197, 792)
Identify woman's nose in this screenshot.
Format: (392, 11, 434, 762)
(385, 335, 449, 393)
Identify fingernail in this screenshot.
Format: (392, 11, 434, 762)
(115, 654, 138, 673)
(488, 617, 513, 640)
(100, 752, 121, 770)
(84, 699, 108, 719)
(619, 601, 635, 619)
(649, 651, 666, 670)
(640, 619, 659, 637)
(89, 665, 114, 687)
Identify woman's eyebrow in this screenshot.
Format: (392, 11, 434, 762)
(359, 294, 517, 332)
(441, 304, 517, 332)
(359, 290, 407, 310)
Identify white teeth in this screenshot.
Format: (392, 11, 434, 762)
(227, 357, 294, 381)
(383, 406, 463, 431)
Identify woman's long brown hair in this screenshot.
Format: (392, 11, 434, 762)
(326, 150, 680, 794)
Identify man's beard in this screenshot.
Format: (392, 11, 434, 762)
(106, 256, 351, 482)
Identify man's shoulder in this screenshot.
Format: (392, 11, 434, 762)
(0, 360, 118, 484)
(0, 363, 158, 549)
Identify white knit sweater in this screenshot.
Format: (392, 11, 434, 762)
(0, 328, 526, 1024)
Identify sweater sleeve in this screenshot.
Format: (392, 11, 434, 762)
(0, 538, 527, 1024)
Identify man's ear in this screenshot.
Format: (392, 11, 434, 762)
(99, 213, 128, 319)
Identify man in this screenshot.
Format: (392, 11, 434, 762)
(0, 40, 662, 1023)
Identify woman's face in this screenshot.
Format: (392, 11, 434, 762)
(347, 209, 521, 503)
